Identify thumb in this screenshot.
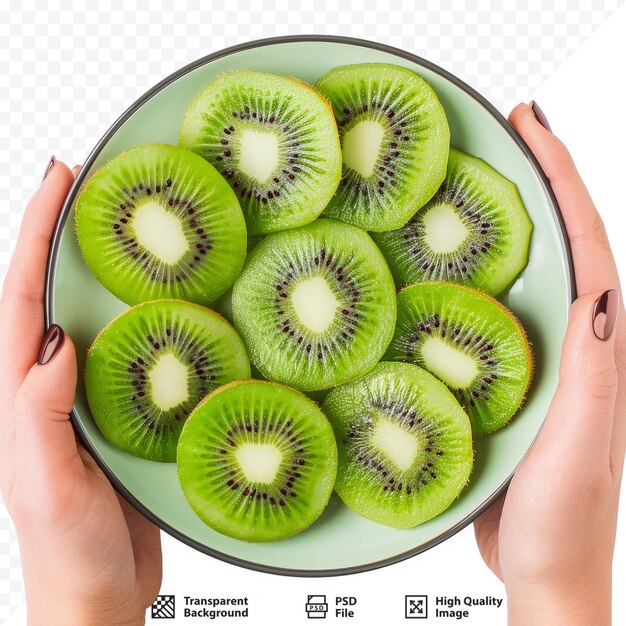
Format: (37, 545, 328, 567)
(14, 325, 81, 485)
(537, 290, 619, 466)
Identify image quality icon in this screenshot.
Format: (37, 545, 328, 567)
(405, 595, 428, 619)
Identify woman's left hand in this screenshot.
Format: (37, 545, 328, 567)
(0, 158, 162, 626)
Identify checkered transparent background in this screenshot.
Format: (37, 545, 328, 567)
(0, 0, 623, 621)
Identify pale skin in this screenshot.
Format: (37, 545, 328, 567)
(0, 102, 623, 625)
(474, 103, 626, 625)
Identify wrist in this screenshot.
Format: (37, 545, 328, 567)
(29, 611, 144, 626)
(28, 600, 145, 626)
(506, 568, 611, 626)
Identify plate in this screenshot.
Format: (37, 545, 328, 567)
(45, 35, 575, 576)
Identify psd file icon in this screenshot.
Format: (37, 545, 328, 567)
(305, 595, 329, 618)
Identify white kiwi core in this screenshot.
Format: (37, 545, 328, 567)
(423, 203, 469, 253)
(149, 353, 189, 411)
(238, 130, 279, 183)
(421, 336, 478, 389)
(132, 201, 189, 264)
(236, 443, 283, 483)
(372, 418, 418, 472)
(342, 120, 385, 178)
(291, 276, 338, 333)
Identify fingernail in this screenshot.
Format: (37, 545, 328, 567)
(530, 101, 552, 133)
(592, 289, 619, 341)
(41, 155, 55, 183)
(38, 324, 65, 365)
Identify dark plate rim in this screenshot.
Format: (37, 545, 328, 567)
(44, 34, 576, 578)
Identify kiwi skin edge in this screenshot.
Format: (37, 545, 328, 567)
(84, 298, 246, 365)
(395, 281, 534, 435)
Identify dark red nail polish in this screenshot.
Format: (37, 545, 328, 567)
(530, 101, 552, 133)
(592, 290, 619, 341)
(41, 155, 55, 183)
(38, 324, 65, 365)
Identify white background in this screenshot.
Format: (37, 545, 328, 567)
(1, 2, 625, 624)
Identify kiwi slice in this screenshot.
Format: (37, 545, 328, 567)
(85, 299, 250, 462)
(75, 143, 246, 306)
(373, 148, 533, 295)
(179, 70, 342, 235)
(231, 218, 397, 391)
(314, 63, 450, 232)
(322, 362, 473, 528)
(385, 282, 532, 434)
(177, 380, 337, 542)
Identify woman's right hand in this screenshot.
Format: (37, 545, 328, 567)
(474, 102, 625, 625)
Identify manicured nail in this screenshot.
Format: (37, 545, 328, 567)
(41, 155, 55, 183)
(38, 324, 65, 365)
(530, 101, 552, 133)
(592, 289, 619, 341)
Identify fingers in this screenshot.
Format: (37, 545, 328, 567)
(11, 332, 80, 501)
(117, 493, 163, 608)
(0, 160, 74, 385)
(508, 103, 620, 296)
(537, 291, 618, 468)
(610, 323, 626, 478)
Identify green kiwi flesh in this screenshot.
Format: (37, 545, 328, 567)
(322, 362, 473, 528)
(177, 380, 338, 542)
(314, 63, 450, 232)
(179, 70, 342, 235)
(75, 143, 247, 307)
(231, 218, 397, 391)
(85, 299, 250, 462)
(373, 148, 533, 295)
(385, 282, 532, 435)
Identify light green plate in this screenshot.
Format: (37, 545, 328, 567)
(45, 36, 574, 576)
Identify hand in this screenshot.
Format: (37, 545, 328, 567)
(474, 103, 625, 625)
(0, 159, 162, 626)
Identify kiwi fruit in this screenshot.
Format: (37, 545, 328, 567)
(322, 362, 472, 528)
(75, 143, 246, 307)
(179, 70, 342, 235)
(314, 63, 450, 232)
(385, 282, 532, 434)
(373, 148, 533, 295)
(177, 380, 337, 542)
(85, 299, 250, 462)
(231, 218, 397, 391)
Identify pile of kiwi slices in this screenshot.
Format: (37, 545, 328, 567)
(75, 63, 534, 545)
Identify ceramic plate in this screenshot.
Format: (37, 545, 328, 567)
(45, 36, 575, 576)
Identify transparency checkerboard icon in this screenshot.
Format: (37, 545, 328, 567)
(151, 595, 176, 619)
